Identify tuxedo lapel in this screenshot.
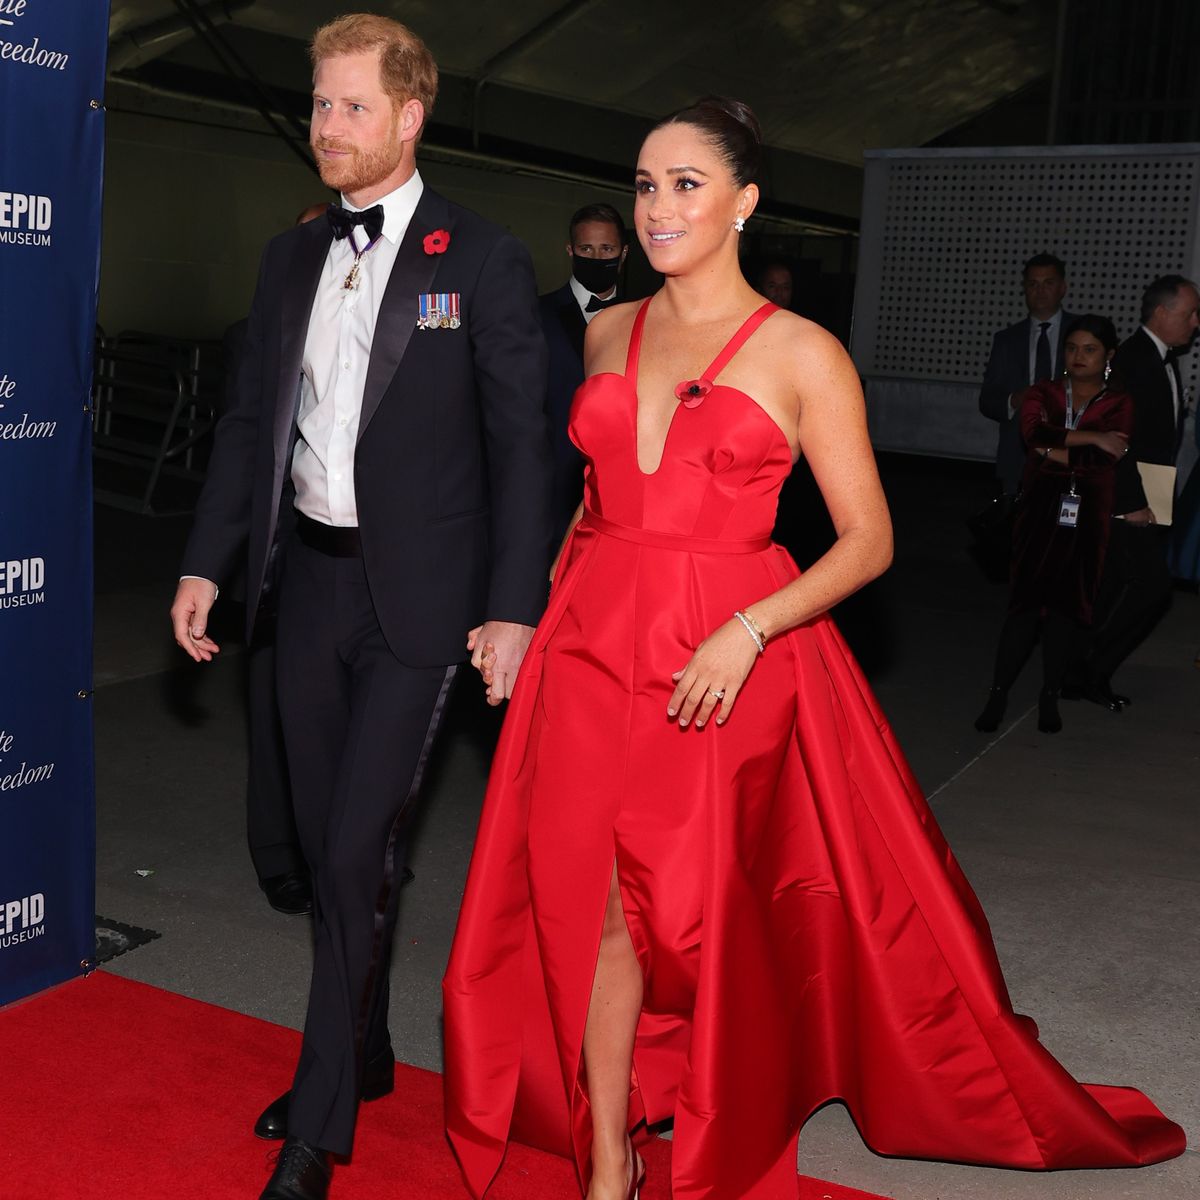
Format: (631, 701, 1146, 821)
(359, 189, 450, 441)
(556, 287, 586, 363)
(274, 221, 331, 470)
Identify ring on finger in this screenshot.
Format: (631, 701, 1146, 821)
(707, 688, 725, 700)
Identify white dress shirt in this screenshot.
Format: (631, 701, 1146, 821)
(292, 170, 425, 526)
(1141, 324, 1181, 425)
(569, 274, 614, 326)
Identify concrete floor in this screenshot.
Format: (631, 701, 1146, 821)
(93, 456, 1199, 1199)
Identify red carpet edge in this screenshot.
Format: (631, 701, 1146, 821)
(0, 971, 890, 1199)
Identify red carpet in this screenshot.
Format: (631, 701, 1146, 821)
(0, 971, 889, 1199)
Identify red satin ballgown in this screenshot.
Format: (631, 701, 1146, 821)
(442, 299, 1184, 1199)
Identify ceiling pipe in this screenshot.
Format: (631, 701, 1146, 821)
(108, 0, 255, 73)
(471, 0, 602, 149)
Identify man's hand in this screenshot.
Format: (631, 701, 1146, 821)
(171, 578, 221, 662)
(467, 620, 535, 705)
(1122, 506, 1156, 527)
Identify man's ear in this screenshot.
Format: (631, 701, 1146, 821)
(398, 97, 425, 144)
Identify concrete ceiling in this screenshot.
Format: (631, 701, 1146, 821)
(107, 0, 1056, 168)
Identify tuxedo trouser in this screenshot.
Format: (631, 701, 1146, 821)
(275, 535, 457, 1154)
(1088, 523, 1172, 682)
(244, 624, 305, 881)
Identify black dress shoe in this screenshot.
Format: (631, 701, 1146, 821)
(260, 870, 313, 916)
(1078, 679, 1127, 712)
(1037, 687, 1063, 734)
(259, 1137, 330, 1200)
(255, 1047, 395, 1140)
(974, 687, 1007, 733)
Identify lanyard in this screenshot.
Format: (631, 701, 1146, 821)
(1064, 380, 1105, 430)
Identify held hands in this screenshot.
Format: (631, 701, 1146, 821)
(170, 578, 221, 662)
(668, 617, 761, 729)
(467, 620, 536, 705)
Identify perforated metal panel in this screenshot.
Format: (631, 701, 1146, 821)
(851, 144, 1200, 459)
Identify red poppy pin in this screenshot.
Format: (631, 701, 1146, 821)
(423, 229, 451, 255)
(675, 378, 713, 409)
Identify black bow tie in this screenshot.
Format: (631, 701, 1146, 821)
(327, 204, 384, 243)
(585, 294, 617, 313)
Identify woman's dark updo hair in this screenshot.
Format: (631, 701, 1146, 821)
(1064, 314, 1119, 354)
(651, 96, 762, 187)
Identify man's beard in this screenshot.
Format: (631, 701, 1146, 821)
(312, 132, 403, 195)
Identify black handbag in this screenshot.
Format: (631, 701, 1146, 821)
(966, 492, 1016, 583)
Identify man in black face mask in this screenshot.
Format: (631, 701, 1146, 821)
(539, 203, 629, 544)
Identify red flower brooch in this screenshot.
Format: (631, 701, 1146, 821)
(423, 229, 451, 255)
(675, 378, 713, 409)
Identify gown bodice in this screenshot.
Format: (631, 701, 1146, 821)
(568, 298, 792, 541)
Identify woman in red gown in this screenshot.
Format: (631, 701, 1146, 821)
(443, 99, 1185, 1200)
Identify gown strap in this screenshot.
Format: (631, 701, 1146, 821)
(702, 301, 779, 382)
(624, 297, 655, 379)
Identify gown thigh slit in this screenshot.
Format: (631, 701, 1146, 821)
(444, 298, 1184, 1200)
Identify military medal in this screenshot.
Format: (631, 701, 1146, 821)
(342, 229, 382, 291)
(416, 292, 463, 330)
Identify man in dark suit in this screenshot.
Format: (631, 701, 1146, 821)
(979, 253, 1077, 497)
(538, 203, 627, 544)
(169, 16, 550, 1200)
(1074, 275, 1200, 707)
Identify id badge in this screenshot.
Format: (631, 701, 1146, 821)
(1057, 494, 1081, 528)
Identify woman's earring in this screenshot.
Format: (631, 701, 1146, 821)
(1104, 362, 1112, 381)
(734, 216, 745, 232)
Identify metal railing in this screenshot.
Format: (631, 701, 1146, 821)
(91, 330, 222, 515)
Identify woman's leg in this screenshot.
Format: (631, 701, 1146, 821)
(976, 608, 1039, 730)
(992, 608, 1040, 692)
(583, 863, 644, 1199)
(1042, 610, 1087, 693)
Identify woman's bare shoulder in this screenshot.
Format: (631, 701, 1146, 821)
(584, 300, 643, 375)
(759, 311, 859, 398)
(768, 310, 846, 357)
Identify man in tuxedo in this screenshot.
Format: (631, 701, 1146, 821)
(538, 203, 627, 544)
(169, 15, 550, 1200)
(1073, 275, 1200, 707)
(979, 253, 1077, 498)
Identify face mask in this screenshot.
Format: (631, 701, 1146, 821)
(571, 253, 622, 296)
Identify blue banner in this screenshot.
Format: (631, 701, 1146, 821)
(0, 0, 108, 1004)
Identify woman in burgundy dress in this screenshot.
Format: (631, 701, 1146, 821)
(444, 106, 1183, 1200)
(975, 315, 1133, 734)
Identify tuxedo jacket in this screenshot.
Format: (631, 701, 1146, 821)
(1110, 327, 1185, 515)
(537, 282, 588, 540)
(182, 187, 552, 667)
(979, 311, 1076, 493)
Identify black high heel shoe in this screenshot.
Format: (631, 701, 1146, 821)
(1038, 687, 1063, 734)
(974, 687, 1007, 732)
